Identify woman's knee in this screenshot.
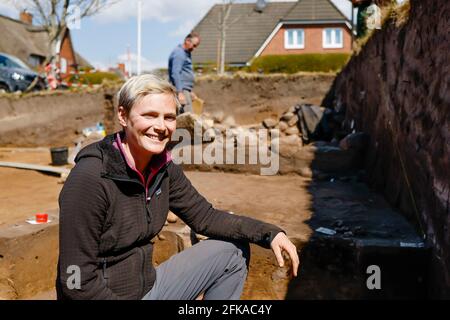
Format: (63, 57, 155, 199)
(233, 241, 250, 268)
(204, 239, 250, 269)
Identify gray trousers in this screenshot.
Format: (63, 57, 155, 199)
(142, 239, 250, 300)
(179, 89, 193, 114)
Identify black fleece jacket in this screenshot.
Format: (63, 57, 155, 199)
(56, 133, 284, 300)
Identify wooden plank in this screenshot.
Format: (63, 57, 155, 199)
(0, 161, 71, 175)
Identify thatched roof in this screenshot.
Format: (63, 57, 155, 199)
(0, 14, 91, 68)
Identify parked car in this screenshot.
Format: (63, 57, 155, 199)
(0, 52, 46, 92)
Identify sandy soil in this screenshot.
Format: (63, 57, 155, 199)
(188, 171, 313, 240)
(1, 148, 421, 300)
(0, 147, 418, 243)
(1, 148, 313, 300)
(0, 148, 64, 226)
(196, 74, 335, 125)
(0, 148, 314, 234)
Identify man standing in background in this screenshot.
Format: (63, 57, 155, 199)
(168, 32, 201, 114)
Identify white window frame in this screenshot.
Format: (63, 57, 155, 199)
(284, 29, 305, 49)
(60, 58, 67, 74)
(322, 28, 344, 49)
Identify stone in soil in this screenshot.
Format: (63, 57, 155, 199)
(263, 118, 278, 129)
(287, 115, 299, 127)
(285, 126, 300, 136)
(280, 112, 295, 122)
(278, 121, 288, 132)
(167, 211, 178, 223)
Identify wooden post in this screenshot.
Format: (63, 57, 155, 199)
(217, 38, 221, 73)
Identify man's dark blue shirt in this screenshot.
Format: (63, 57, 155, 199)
(168, 44, 195, 92)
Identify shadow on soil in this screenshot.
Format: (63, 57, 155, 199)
(285, 161, 431, 299)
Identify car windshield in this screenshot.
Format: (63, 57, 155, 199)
(0, 54, 31, 70)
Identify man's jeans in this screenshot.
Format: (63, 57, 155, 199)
(142, 239, 250, 300)
(179, 89, 193, 114)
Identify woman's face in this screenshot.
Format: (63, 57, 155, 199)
(118, 93, 177, 156)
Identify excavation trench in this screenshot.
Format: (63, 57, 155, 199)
(0, 142, 425, 299)
(0, 64, 437, 298)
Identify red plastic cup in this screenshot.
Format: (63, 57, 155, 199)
(35, 213, 48, 223)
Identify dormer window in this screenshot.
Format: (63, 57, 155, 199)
(323, 28, 343, 49)
(285, 29, 304, 49)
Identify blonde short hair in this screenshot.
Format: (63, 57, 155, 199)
(118, 74, 180, 113)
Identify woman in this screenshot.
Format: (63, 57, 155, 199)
(56, 74, 299, 300)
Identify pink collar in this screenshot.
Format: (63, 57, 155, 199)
(113, 132, 172, 190)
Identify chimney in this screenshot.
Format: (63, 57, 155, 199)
(118, 63, 126, 74)
(254, 0, 267, 13)
(20, 11, 33, 25)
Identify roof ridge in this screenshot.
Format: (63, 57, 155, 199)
(282, 0, 305, 20)
(0, 13, 28, 26)
(0, 13, 47, 35)
(281, 0, 349, 22)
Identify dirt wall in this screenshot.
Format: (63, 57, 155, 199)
(323, 0, 450, 298)
(195, 74, 335, 124)
(0, 74, 334, 147)
(0, 90, 117, 148)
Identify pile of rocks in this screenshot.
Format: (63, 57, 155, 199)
(175, 108, 369, 161)
(206, 110, 238, 134)
(262, 105, 303, 138)
(175, 112, 217, 142)
(176, 111, 259, 145)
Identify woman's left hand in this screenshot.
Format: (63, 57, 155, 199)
(270, 232, 300, 277)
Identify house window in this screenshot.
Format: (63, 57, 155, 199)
(323, 28, 343, 49)
(285, 29, 304, 49)
(60, 58, 67, 74)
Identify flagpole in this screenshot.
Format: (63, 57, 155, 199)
(137, 0, 142, 75)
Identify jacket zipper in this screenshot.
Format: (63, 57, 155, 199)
(146, 169, 168, 203)
(103, 163, 168, 203)
(145, 163, 169, 209)
(144, 168, 168, 236)
(138, 246, 146, 298)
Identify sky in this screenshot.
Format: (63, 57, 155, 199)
(0, 0, 354, 72)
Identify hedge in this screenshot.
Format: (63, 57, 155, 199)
(247, 53, 351, 74)
(193, 63, 242, 74)
(68, 71, 122, 85)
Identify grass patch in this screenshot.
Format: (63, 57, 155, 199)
(196, 71, 337, 82)
(193, 63, 245, 75)
(68, 71, 122, 86)
(391, 0, 411, 27)
(245, 53, 351, 74)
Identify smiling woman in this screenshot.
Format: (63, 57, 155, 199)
(116, 75, 179, 173)
(56, 73, 299, 300)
